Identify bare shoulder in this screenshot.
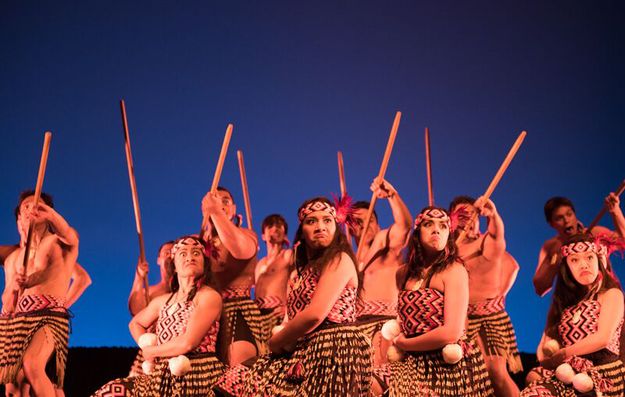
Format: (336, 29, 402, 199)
(589, 225, 613, 236)
(279, 248, 294, 266)
(443, 261, 469, 279)
(599, 287, 624, 303)
(196, 285, 223, 304)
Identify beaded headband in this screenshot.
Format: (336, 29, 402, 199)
(413, 208, 450, 229)
(171, 237, 205, 258)
(298, 200, 337, 222)
(561, 241, 607, 258)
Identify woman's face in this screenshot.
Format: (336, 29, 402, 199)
(419, 218, 450, 253)
(566, 251, 599, 286)
(173, 244, 205, 278)
(301, 210, 336, 250)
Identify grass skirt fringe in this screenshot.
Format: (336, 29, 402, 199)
(388, 337, 494, 397)
(218, 298, 267, 361)
(467, 309, 523, 373)
(257, 308, 283, 345)
(239, 323, 372, 397)
(521, 359, 625, 397)
(92, 353, 226, 397)
(0, 310, 70, 388)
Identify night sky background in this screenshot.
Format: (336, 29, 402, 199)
(1, 1, 624, 353)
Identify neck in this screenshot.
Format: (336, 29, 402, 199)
(177, 276, 196, 296)
(266, 241, 284, 258)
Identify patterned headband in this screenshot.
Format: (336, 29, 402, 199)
(561, 241, 607, 258)
(171, 237, 205, 258)
(414, 208, 450, 229)
(298, 200, 337, 222)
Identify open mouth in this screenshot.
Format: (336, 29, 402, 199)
(564, 226, 575, 235)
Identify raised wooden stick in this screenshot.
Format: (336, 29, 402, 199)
(237, 150, 253, 230)
(586, 179, 625, 231)
(17, 132, 52, 301)
(337, 151, 350, 243)
(120, 100, 149, 304)
(424, 127, 434, 206)
(456, 130, 527, 243)
(200, 124, 234, 235)
(356, 111, 402, 262)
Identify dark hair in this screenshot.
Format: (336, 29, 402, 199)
(14, 190, 54, 221)
(352, 201, 378, 222)
(261, 214, 288, 235)
(544, 197, 575, 224)
(217, 186, 234, 202)
(293, 197, 357, 275)
(158, 240, 175, 255)
(167, 236, 214, 302)
(545, 233, 622, 340)
(403, 206, 459, 287)
(448, 195, 475, 213)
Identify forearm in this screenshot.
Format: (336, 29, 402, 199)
(388, 194, 412, 235)
(48, 209, 79, 247)
(565, 333, 612, 357)
(129, 319, 150, 344)
(533, 260, 557, 296)
(399, 326, 464, 352)
(273, 310, 322, 347)
(24, 269, 49, 288)
(210, 212, 256, 259)
(148, 335, 197, 358)
(486, 212, 505, 242)
(609, 208, 625, 238)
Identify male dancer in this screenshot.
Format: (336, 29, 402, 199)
(450, 195, 522, 397)
(0, 191, 78, 397)
(202, 187, 265, 366)
(254, 214, 292, 344)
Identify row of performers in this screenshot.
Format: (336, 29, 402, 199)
(0, 178, 623, 396)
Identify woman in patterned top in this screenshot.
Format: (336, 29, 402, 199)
(92, 235, 225, 397)
(521, 233, 624, 397)
(384, 206, 494, 397)
(217, 196, 371, 396)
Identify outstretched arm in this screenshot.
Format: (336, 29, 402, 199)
(371, 178, 412, 251)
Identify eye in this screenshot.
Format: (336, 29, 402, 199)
(305, 218, 316, 225)
(423, 220, 433, 227)
(440, 223, 448, 229)
(323, 218, 333, 224)
(586, 254, 594, 261)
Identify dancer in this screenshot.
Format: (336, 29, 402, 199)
(0, 191, 78, 397)
(521, 233, 624, 396)
(254, 214, 292, 344)
(93, 235, 225, 397)
(450, 195, 523, 396)
(385, 207, 494, 397)
(202, 187, 265, 365)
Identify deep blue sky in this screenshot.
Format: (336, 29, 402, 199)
(1, 1, 624, 351)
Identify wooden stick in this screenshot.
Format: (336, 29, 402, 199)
(237, 150, 253, 230)
(356, 111, 402, 262)
(424, 127, 434, 206)
(586, 179, 625, 231)
(120, 100, 149, 304)
(17, 132, 52, 301)
(200, 124, 234, 235)
(337, 151, 350, 243)
(456, 131, 527, 243)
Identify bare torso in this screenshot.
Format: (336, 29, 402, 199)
(359, 229, 402, 304)
(255, 249, 292, 301)
(210, 235, 257, 291)
(458, 234, 502, 303)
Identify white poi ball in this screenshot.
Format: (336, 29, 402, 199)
(138, 333, 158, 349)
(169, 355, 191, 377)
(387, 345, 404, 362)
(271, 325, 285, 335)
(572, 372, 594, 393)
(543, 339, 560, 357)
(381, 320, 401, 341)
(442, 344, 463, 364)
(141, 360, 155, 375)
(555, 363, 575, 384)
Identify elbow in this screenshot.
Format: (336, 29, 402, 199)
(532, 278, 547, 297)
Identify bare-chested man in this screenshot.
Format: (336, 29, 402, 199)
(254, 214, 292, 344)
(0, 191, 78, 397)
(534, 194, 625, 297)
(126, 240, 174, 377)
(450, 195, 522, 397)
(201, 186, 265, 366)
(349, 178, 411, 392)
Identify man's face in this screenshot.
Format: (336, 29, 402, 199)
(217, 191, 237, 220)
(549, 206, 578, 237)
(17, 196, 37, 232)
(262, 222, 286, 245)
(349, 208, 378, 242)
(157, 243, 173, 273)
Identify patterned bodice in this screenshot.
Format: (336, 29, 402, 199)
(558, 299, 622, 355)
(157, 299, 219, 353)
(398, 288, 444, 337)
(287, 267, 357, 324)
